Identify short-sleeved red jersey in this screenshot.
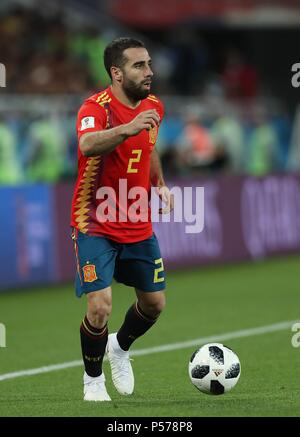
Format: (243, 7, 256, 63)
(71, 86, 164, 243)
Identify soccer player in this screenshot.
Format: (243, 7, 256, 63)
(71, 37, 173, 401)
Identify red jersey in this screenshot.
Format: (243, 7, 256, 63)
(71, 86, 164, 243)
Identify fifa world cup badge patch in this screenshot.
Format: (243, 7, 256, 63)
(83, 264, 97, 282)
(149, 126, 158, 144)
(80, 116, 95, 131)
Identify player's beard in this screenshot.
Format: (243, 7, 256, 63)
(122, 77, 150, 102)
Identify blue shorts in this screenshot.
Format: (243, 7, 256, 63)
(71, 229, 166, 297)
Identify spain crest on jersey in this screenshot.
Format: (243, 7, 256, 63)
(83, 264, 98, 282)
(149, 126, 158, 144)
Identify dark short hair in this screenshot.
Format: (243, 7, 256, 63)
(104, 37, 145, 79)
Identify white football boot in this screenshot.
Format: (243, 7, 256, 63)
(106, 333, 134, 395)
(83, 371, 111, 401)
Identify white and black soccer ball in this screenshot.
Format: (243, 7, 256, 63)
(188, 343, 241, 395)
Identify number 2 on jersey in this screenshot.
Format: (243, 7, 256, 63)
(127, 149, 142, 173)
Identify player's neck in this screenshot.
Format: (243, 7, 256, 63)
(110, 85, 141, 109)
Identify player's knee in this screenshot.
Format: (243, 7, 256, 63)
(141, 293, 166, 318)
(88, 300, 112, 327)
(88, 304, 111, 327)
(87, 288, 112, 327)
(153, 297, 166, 315)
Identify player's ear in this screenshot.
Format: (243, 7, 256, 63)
(111, 66, 123, 83)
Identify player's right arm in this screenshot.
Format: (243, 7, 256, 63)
(79, 108, 160, 157)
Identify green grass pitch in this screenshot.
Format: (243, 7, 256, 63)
(0, 256, 300, 417)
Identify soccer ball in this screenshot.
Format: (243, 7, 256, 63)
(188, 343, 241, 395)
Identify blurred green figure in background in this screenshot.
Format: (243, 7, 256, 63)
(26, 118, 65, 183)
(0, 122, 23, 185)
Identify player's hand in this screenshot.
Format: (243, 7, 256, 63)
(124, 110, 160, 137)
(156, 185, 174, 214)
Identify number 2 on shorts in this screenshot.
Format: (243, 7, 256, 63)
(154, 258, 164, 283)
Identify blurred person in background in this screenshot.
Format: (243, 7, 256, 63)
(246, 105, 282, 176)
(25, 117, 66, 182)
(221, 48, 260, 100)
(175, 109, 227, 175)
(0, 119, 23, 185)
(154, 111, 184, 177)
(210, 109, 245, 173)
(69, 27, 110, 89)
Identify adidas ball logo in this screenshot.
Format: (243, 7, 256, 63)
(213, 369, 223, 377)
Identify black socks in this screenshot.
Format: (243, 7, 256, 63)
(80, 316, 108, 377)
(117, 303, 159, 351)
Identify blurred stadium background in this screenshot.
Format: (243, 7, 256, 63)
(1, 0, 300, 417)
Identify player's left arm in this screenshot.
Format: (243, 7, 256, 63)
(151, 148, 174, 214)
